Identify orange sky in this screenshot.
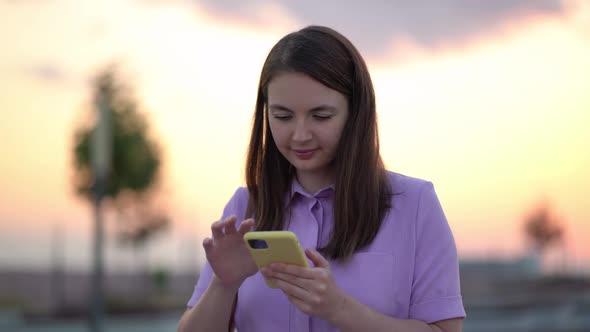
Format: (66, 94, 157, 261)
(1, 0, 589, 274)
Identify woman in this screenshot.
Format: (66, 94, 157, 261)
(178, 25, 465, 332)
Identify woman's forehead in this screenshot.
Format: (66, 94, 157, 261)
(267, 72, 347, 109)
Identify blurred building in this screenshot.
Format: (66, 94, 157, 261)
(460, 257, 590, 332)
(1, 257, 589, 331)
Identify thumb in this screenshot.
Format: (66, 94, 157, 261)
(202, 237, 213, 251)
(305, 248, 330, 268)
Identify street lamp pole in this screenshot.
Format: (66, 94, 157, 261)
(90, 87, 111, 332)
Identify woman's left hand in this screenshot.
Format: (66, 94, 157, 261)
(260, 248, 347, 322)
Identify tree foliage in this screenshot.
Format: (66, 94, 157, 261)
(524, 202, 564, 253)
(72, 68, 168, 246)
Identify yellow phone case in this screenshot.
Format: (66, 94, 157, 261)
(243, 231, 309, 288)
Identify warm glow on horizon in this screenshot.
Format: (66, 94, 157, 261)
(371, 16, 590, 259)
(1, 0, 589, 272)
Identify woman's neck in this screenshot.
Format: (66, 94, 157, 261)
(295, 169, 334, 195)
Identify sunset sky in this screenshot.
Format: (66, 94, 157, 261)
(1, 0, 589, 274)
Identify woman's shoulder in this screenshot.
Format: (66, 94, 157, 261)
(232, 186, 250, 200)
(230, 186, 250, 206)
(385, 170, 433, 195)
(383, 171, 444, 226)
(221, 186, 250, 219)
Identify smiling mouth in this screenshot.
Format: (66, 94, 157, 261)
(293, 148, 317, 159)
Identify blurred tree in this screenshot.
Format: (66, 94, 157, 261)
(524, 202, 564, 254)
(72, 67, 169, 250)
(151, 267, 171, 294)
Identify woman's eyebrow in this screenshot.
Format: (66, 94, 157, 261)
(268, 104, 337, 112)
(309, 105, 337, 112)
(268, 104, 292, 112)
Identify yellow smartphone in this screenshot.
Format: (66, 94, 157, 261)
(243, 231, 309, 288)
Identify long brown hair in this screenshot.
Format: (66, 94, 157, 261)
(246, 26, 391, 260)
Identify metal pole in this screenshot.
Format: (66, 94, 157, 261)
(90, 82, 111, 332)
(90, 178, 104, 332)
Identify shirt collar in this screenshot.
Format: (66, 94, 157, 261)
(288, 176, 335, 202)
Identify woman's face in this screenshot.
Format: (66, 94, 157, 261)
(267, 71, 349, 181)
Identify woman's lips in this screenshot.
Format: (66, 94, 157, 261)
(293, 148, 317, 160)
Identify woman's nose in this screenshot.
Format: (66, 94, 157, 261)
(292, 120, 312, 142)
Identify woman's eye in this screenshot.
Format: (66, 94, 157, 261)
(273, 115, 292, 121)
(313, 114, 332, 120)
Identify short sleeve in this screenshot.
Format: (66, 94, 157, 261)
(408, 182, 466, 323)
(186, 187, 250, 308)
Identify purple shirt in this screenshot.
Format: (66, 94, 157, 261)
(187, 172, 466, 331)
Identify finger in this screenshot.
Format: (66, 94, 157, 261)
(237, 218, 255, 235)
(211, 220, 224, 239)
(202, 237, 213, 251)
(270, 263, 315, 279)
(265, 269, 316, 290)
(211, 215, 236, 238)
(271, 277, 312, 303)
(287, 296, 312, 315)
(306, 248, 330, 268)
(223, 216, 238, 235)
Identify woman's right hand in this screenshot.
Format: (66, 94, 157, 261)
(203, 216, 258, 291)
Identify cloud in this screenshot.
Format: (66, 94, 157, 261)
(25, 63, 69, 84)
(190, 0, 567, 58)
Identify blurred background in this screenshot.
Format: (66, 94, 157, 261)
(1, 0, 589, 331)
